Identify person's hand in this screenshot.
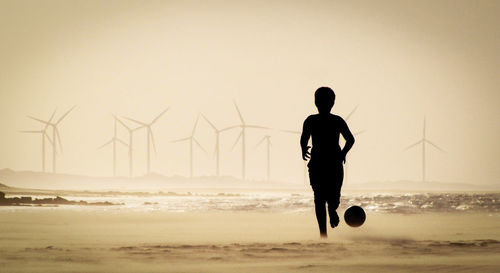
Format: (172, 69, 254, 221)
(340, 151, 346, 164)
(302, 146, 311, 161)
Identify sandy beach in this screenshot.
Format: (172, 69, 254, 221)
(1, 0, 499, 272)
(1, 209, 499, 273)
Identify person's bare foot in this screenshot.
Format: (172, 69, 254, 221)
(330, 212, 340, 228)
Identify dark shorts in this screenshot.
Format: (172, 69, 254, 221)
(308, 160, 344, 205)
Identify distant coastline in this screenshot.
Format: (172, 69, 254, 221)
(0, 168, 498, 193)
(0, 191, 121, 206)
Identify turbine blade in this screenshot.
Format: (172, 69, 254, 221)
(56, 106, 75, 124)
(426, 140, 445, 152)
(116, 138, 129, 147)
(149, 129, 157, 154)
(172, 137, 190, 143)
(151, 107, 169, 124)
(212, 144, 217, 159)
(404, 139, 423, 151)
(132, 124, 145, 131)
(201, 113, 217, 131)
(345, 105, 359, 121)
(231, 132, 243, 151)
(122, 116, 147, 126)
(353, 130, 366, 136)
(193, 138, 207, 154)
(246, 125, 270, 130)
(55, 127, 63, 153)
(28, 116, 50, 125)
(19, 130, 43, 133)
(220, 125, 240, 132)
(191, 114, 200, 136)
(44, 133, 54, 146)
(280, 129, 300, 134)
(45, 110, 57, 130)
(97, 139, 113, 150)
(114, 116, 131, 131)
(255, 136, 266, 148)
(233, 101, 245, 124)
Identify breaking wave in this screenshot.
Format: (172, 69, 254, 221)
(2, 192, 499, 214)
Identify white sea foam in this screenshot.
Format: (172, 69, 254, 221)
(1, 192, 499, 213)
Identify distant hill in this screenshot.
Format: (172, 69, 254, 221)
(0, 168, 306, 192)
(0, 168, 497, 193)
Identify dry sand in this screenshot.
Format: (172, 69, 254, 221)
(1, 210, 499, 273)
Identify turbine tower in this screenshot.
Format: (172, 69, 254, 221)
(20, 110, 56, 172)
(115, 116, 143, 177)
(123, 108, 169, 174)
(226, 101, 269, 180)
(172, 115, 206, 178)
(256, 135, 272, 182)
(28, 106, 75, 173)
(405, 117, 444, 182)
(98, 116, 128, 176)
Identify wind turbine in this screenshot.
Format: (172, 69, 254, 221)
(27, 106, 75, 173)
(172, 115, 207, 178)
(405, 117, 444, 183)
(255, 135, 272, 182)
(225, 101, 269, 180)
(122, 108, 169, 174)
(98, 116, 129, 176)
(200, 113, 239, 177)
(20, 110, 56, 172)
(200, 113, 220, 176)
(115, 116, 143, 177)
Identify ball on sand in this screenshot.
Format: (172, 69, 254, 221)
(344, 206, 366, 227)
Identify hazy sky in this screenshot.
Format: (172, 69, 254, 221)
(0, 0, 498, 185)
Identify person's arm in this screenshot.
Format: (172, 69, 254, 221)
(340, 118, 355, 163)
(300, 117, 311, 161)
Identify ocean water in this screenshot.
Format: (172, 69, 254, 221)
(2, 192, 499, 214)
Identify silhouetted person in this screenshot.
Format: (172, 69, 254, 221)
(300, 87, 355, 238)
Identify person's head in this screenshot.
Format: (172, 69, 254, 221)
(314, 87, 335, 114)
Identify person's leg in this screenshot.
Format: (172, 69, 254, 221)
(314, 189, 327, 237)
(327, 190, 341, 228)
(327, 163, 344, 228)
(310, 166, 328, 237)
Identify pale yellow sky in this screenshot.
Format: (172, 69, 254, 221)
(0, 0, 498, 185)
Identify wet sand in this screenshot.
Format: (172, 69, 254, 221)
(1, 210, 499, 272)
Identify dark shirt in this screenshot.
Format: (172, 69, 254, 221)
(301, 113, 353, 166)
